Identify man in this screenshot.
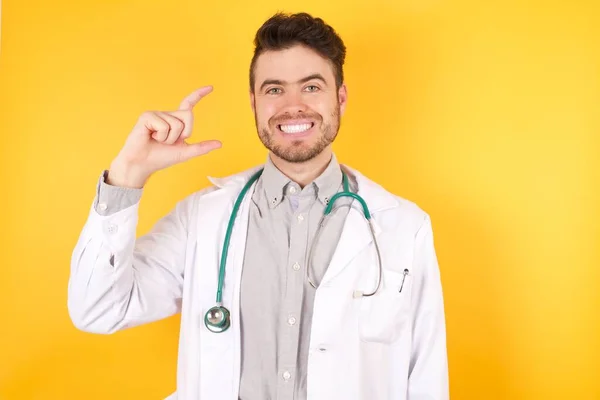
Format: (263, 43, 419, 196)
(68, 12, 448, 400)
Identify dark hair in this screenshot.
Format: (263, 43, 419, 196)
(249, 12, 346, 91)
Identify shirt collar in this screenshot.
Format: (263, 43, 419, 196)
(313, 153, 344, 206)
(261, 155, 292, 208)
(260, 153, 344, 209)
(207, 163, 401, 216)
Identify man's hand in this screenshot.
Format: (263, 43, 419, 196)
(107, 86, 222, 188)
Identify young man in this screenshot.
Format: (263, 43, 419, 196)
(68, 12, 449, 400)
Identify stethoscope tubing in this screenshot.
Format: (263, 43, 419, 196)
(206, 167, 383, 333)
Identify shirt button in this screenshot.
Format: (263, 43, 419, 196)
(289, 186, 297, 194)
(297, 214, 304, 223)
(292, 262, 300, 271)
(282, 371, 291, 380)
(98, 203, 108, 211)
(288, 316, 297, 326)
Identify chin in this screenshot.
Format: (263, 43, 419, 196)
(258, 125, 333, 163)
(270, 143, 325, 163)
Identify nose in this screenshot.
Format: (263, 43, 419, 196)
(280, 89, 308, 115)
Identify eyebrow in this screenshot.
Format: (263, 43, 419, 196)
(259, 73, 328, 92)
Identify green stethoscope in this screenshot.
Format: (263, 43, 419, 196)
(204, 168, 383, 333)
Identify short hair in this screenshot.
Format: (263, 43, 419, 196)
(249, 12, 346, 91)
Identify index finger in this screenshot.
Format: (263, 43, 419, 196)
(179, 86, 214, 111)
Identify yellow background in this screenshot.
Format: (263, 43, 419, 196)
(1, 0, 598, 399)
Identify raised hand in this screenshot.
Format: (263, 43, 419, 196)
(107, 86, 222, 188)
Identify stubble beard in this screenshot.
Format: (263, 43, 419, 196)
(255, 107, 341, 164)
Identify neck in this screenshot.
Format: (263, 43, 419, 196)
(269, 148, 333, 188)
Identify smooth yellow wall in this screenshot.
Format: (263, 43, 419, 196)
(1, 0, 598, 399)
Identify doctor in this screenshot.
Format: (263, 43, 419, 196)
(68, 12, 448, 400)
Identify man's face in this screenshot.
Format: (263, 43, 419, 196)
(250, 45, 347, 163)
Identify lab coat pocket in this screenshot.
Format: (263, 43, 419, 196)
(358, 269, 411, 344)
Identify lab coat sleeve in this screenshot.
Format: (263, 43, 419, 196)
(95, 170, 143, 216)
(67, 179, 206, 334)
(407, 213, 449, 399)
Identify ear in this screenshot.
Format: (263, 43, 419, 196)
(249, 90, 256, 113)
(338, 83, 348, 116)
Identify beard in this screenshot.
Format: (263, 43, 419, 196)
(255, 107, 341, 163)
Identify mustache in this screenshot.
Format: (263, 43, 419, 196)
(270, 113, 322, 125)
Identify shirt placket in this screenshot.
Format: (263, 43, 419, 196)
(276, 186, 314, 400)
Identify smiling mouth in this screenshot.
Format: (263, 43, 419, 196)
(277, 122, 315, 134)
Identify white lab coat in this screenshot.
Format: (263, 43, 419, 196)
(68, 164, 449, 400)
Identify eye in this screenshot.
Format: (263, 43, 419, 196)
(266, 87, 282, 95)
(304, 85, 320, 92)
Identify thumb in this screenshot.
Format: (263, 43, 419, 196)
(179, 140, 222, 161)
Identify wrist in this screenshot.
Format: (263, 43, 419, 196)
(107, 161, 150, 189)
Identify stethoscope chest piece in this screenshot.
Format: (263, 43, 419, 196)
(204, 305, 231, 333)
(204, 167, 380, 334)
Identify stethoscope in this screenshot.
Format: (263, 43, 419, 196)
(204, 168, 383, 333)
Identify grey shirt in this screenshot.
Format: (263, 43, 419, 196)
(94, 153, 354, 400)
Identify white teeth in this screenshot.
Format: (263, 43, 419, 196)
(280, 123, 312, 134)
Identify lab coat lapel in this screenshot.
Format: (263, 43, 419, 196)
(229, 180, 256, 399)
(207, 164, 398, 296)
(205, 170, 261, 400)
(320, 205, 382, 286)
(319, 165, 398, 287)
